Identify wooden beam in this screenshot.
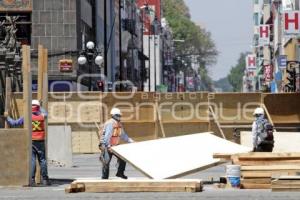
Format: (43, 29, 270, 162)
(22, 45, 32, 186)
(37, 45, 44, 101)
(241, 165, 300, 171)
(232, 153, 300, 160)
(155, 101, 166, 138)
(4, 77, 12, 128)
(66, 179, 203, 193)
(209, 106, 226, 139)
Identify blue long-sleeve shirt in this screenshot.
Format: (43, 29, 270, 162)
(6, 108, 48, 127)
(100, 119, 132, 148)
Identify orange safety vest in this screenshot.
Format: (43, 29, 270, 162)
(31, 114, 45, 141)
(109, 119, 122, 146)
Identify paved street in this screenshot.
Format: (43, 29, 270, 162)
(0, 154, 299, 200)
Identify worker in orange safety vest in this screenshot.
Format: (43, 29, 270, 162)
(98, 108, 134, 179)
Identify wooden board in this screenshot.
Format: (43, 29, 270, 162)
(241, 165, 300, 171)
(241, 183, 271, 189)
(232, 152, 300, 160)
(0, 129, 30, 186)
(112, 132, 251, 179)
(272, 176, 300, 192)
(66, 178, 203, 193)
(241, 132, 300, 152)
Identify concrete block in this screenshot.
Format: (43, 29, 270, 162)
(31, 37, 40, 49)
(64, 11, 76, 24)
(51, 37, 58, 50)
(57, 12, 64, 23)
(48, 126, 73, 167)
(64, 24, 70, 36)
(69, 24, 76, 36)
(31, 12, 39, 24)
(64, 37, 77, 50)
(51, 24, 64, 36)
(32, 24, 45, 37)
(57, 37, 66, 50)
(40, 37, 52, 50)
(45, 24, 52, 36)
(53, 0, 63, 10)
(70, 0, 76, 10)
(63, 0, 70, 10)
(33, 0, 44, 10)
(40, 11, 52, 24)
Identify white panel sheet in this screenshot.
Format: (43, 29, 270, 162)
(241, 131, 300, 152)
(112, 132, 251, 179)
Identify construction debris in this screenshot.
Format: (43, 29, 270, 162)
(65, 179, 203, 193)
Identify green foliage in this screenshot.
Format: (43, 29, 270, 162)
(227, 53, 248, 92)
(214, 77, 233, 92)
(162, 0, 218, 91)
(162, 0, 218, 67)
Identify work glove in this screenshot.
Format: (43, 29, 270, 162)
(4, 112, 8, 118)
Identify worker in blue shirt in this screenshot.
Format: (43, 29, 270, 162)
(6, 100, 50, 186)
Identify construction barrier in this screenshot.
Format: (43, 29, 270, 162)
(8, 92, 300, 153)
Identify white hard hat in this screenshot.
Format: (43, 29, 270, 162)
(253, 107, 264, 115)
(32, 99, 40, 106)
(110, 108, 122, 116)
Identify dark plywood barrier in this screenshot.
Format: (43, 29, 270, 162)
(157, 93, 209, 137)
(209, 93, 262, 140)
(0, 129, 30, 186)
(263, 93, 300, 126)
(209, 93, 262, 124)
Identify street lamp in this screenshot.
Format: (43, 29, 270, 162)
(77, 41, 104, 91)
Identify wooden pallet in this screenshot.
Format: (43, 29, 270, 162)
(65, 179, 203, 193)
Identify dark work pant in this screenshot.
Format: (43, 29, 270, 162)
(32, 140, 49, 180)
(255, 143, 273, 152)
(102, 149, 126, 179)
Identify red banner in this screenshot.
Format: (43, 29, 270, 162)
(264, 64, 273, 82)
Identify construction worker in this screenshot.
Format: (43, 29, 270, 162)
(5, 99, 51, 186)
(252, 107, 274, 152)
(99, 108, 134, 179)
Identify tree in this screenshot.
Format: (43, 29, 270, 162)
(227, 53, 248, 92)
(162, 0, 218, 89)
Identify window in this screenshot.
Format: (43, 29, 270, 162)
(253, 13, 259, 26)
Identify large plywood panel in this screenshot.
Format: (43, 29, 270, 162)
(112, 133, 251, 179)
(210, 93, 262, 124)
(160, 122, 209, 137)
(158, 93, 209, 122)
(0, 129, 30, 186)
(240, 131, 300, 152)
(263, 93, 300, 124)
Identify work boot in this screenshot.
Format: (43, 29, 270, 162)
(41, 179, 51, 186)
(29, 179, 36, 187)
(116, 172, 128, 179)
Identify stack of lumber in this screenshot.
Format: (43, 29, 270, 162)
(231, 153, 300, 189)
(65, 179, 203, 193)
(272, 176, 300, 192)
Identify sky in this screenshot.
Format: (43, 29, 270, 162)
(184, 0, 253, 80)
